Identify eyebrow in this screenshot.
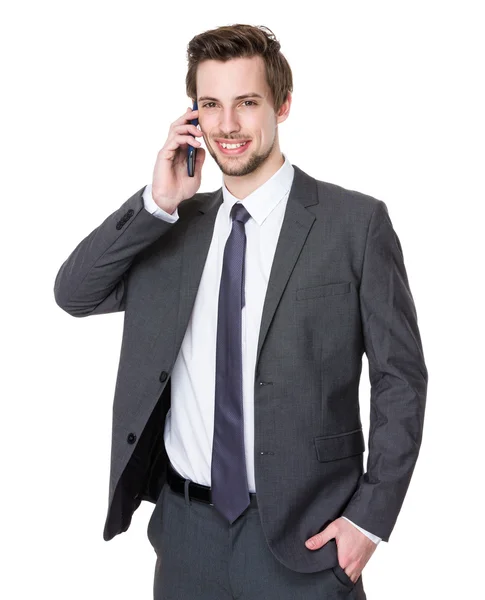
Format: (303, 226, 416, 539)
(198, 93, 264, 102)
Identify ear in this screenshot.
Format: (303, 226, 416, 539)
(276, 91, 292, 125)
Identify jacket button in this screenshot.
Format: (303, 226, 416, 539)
(159, 371, 168, 382)
(127, 433, 137, 444)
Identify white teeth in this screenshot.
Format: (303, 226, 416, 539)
(220, 141, 247, 149)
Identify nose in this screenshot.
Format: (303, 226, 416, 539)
(219, 108, 241, 136)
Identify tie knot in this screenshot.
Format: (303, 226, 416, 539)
(231, 202, 251, 224)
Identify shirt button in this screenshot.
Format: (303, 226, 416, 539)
(159, 371, 168, 382)
(127, 433, 137, 444)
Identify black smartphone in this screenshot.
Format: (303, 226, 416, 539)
(187, 100, 199, 177)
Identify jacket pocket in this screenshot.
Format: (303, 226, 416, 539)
(296, 281, 351, 301)
(313, 428, 365, 462)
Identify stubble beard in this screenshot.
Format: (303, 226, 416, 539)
(207, 135, 276, 177)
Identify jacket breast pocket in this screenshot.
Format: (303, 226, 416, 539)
(313, 428, 365, 462)
(296, 281, 351, 301)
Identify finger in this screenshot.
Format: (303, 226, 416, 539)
(171, 108, 199, 129)
(346, 568, 359, 584)
(174, 124, 203, 137)
(164, 134, 201, 152)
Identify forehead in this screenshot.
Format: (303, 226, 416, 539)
(196, 56, 269, 100)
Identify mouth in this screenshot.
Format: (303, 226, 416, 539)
(215, 140, 251, 156)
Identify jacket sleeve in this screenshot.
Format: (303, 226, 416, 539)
(341, 200, 428, 541)
(54, 185, 175, 317)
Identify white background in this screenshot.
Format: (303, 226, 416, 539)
(2, 1, 483, 598)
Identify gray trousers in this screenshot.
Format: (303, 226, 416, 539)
(147, 480, 367, 599)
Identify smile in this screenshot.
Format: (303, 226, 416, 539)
(216, 140, 251, 155)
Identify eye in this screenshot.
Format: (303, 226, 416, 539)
(202, 100, 257, 108)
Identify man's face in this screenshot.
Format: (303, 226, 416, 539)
(196, 56, 289, 177)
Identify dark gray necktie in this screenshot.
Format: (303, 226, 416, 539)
(211, 202, 251, 523)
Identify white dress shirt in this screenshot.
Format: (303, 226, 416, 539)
(142, 153, 381, 545)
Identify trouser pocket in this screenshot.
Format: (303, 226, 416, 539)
(331, 563, 356, 591)
(147, 482, 168, 549)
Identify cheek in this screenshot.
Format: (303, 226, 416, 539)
(199, 116, 215, 134)
(202, 126, 216, 144)
(257, 117, 275, 140)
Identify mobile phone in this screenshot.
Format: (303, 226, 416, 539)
(187, 100, 199, 177)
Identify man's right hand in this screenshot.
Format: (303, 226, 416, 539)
(150, 107, 206, 214)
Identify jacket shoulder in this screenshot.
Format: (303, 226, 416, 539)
(177, 189, 222, 219)
(315, 178, 384, 216)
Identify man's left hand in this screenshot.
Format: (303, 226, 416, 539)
(305, 517, 378, 583)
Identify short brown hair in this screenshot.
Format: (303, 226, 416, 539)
(186, 24, 293, 113)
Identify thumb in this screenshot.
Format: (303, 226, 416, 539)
(305, 522, 337, 550)
(195, 147, 206, 173)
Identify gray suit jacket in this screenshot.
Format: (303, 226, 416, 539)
(54, 163, 428, 573)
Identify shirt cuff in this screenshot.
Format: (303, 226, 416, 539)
(342, 517, 381, 545)
(142, 183, 179, 222)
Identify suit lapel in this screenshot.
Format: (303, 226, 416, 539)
(174, 188, 223, 351)
(255, 164, 317, 367)
(174, 163, 318, 371)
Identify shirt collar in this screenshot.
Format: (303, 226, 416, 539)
(221, 153, 294, 226)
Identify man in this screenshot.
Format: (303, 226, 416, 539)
(54, 23, 428, 600)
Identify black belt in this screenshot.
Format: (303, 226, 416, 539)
(166, 462, 258, 508)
